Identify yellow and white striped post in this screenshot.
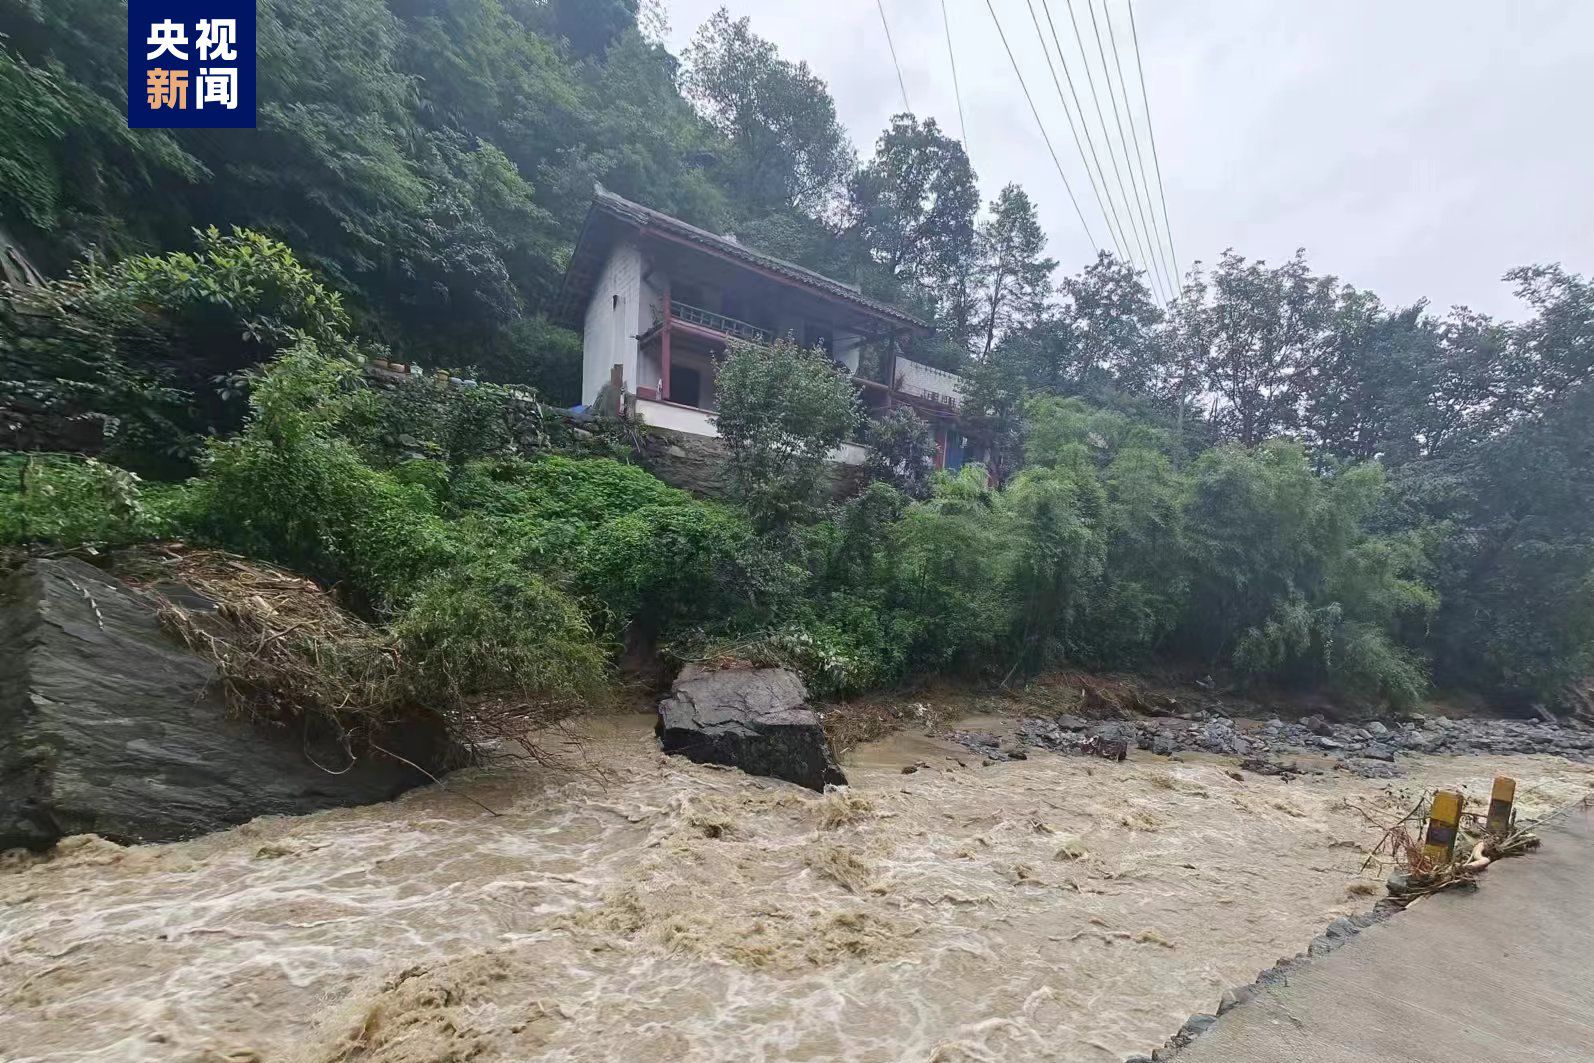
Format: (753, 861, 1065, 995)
(1486, 776, 1517, 838)
(1422, 790, 1464, 869)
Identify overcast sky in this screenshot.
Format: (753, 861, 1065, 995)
(663, 0, 1593, 319)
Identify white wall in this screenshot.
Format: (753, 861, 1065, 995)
(832, 441, 870, 466)
(581, 240, 645, 407)
(895, 357, 964, 406)
(635, 397, 868, 466)
(636, 396, 718, 436)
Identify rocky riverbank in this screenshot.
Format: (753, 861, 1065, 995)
(955, 708, 1594, 780)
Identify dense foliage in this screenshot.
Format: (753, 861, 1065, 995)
(2, 1, 1591, 713)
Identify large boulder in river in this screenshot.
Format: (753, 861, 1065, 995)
(656, 664, 847, 791)
(0, 558, 437, 851)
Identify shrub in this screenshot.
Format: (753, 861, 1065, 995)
(1001, 464, 1108, 671)
(392, 559, 610, 740)
(0, 452, 179, 549)
(346, 374, 544, 469)
(447, 454, 691, 524)
(185, 345, 457, 605)
(0, 227, 351, 471)
(574, 500, 758, 633)
(714, 337, 861, 532)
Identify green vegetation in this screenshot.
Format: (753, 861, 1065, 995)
(2, 2, 1591, 719)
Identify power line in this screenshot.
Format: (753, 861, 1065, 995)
(941, 0, 969, 154)
(1028, 0, 1133, 275)
(1128, 0, 1182, 301)
(984, 0, 1100, 250)
(1063, 0, 1164, 302)
(1096, 0, 1176, 302)
(1104, 0, 1177, 297)
(876, 0, 912, 115)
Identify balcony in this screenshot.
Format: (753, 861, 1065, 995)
(669, 300, 770, 344)
(894, 357, 964, 408)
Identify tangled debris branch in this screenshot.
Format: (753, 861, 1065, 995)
(1363, 789, 1552, 905)
(107, 544, 586, 786)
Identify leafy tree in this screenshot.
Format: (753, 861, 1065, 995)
(1177, 250, 1338, 445)
(1179, 443, 1434, 705)
(960, 347, 1029, 484)
(681, 8, 855, 215)
(1501, 264, 1594, 416)
(1002, 464, 1107, 672)
(547, 0, 639, 58)
(973, 185, 1056, 358)
(713, 338, 861, 532)
(1, 227, 352, 471)
(846, 115, 979, 321)
(1058, 252, 1166, 396)
(864, 406, 937, 498)
(1301, 291, 1436, 463)
(884, 466, 1012, 675)
(1409, 379, 1594, 705)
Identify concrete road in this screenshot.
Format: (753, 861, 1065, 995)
(1176, 805, 1594, 1063)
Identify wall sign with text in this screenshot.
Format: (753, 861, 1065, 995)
(128, 0, 257, 128)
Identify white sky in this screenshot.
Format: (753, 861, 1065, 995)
(663, 0, 1593, 319)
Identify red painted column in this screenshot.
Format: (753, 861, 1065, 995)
(660, 286, 672, 401)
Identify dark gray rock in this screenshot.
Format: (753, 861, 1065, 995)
(1091, 721, 1137, 745)
(1301, 713, 1335, 736)
(1053, 714, 1088, 731)
(657, 664, 846, 791)
(1, 559, 437, 852)
(1348, 759, 1402, 779)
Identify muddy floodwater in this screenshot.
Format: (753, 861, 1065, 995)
(4, 715, 1592, 1063)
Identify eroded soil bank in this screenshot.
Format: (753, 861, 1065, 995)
(3, 715, 1592, 1063)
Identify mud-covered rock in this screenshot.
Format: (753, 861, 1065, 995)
(656, 664, 846, 791)
(0, 559, 436, 851)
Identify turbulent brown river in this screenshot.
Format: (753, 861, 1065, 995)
(4, 714, 1592, 1063)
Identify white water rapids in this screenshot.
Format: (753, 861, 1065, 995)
(3, 714, 1591, 1063)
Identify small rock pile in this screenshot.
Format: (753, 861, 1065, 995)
(954, 709, 1594, 778)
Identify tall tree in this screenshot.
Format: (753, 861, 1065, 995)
(973, 185, 1056, 359)
(1410, 380, 1594, 705)
(681, 8, 855, 215)
(1502, 264, 1594, 416)
(1179, 250, 1337, 445)
(1057, 251, 1165, 396)
(547, 0, 639, 58)
(1301, 291, 1439, 463)
(846, 114, 978, 323)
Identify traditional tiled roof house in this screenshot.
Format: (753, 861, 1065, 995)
(551, 188, 975, 470)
